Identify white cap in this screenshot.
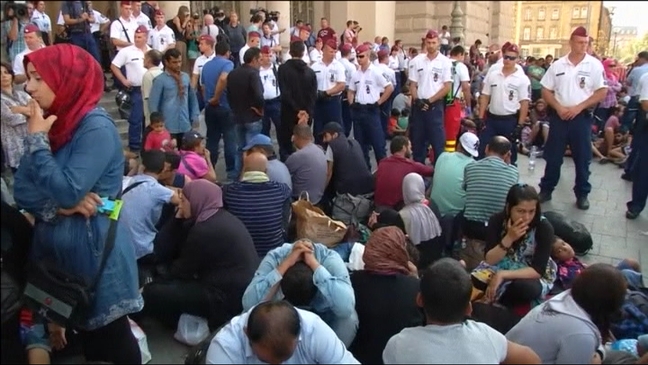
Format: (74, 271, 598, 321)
(459, 132, 480, 157)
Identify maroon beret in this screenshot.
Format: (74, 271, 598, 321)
(23, 24, 40, 34)
(135, 25, 148, 34)
(425, 30, 439, 39)
(356, 44, 371, 54)
(377, 49, 389, 59)
(571, 26, 588, 38)
(324, 39, 337, 50)
(260, 45, 271, 54)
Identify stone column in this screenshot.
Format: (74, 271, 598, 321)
(449, 0, 465, 45)
(266, 1, 291, 60)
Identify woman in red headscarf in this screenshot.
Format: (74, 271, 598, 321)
(13, 44, 142, 363)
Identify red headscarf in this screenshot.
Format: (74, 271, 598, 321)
(24, 44, 104, 152)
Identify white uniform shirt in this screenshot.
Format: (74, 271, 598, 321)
(349, 64, 392, 104)
(451, 60, 470, 99)
(407, 53, 426, 75)
(339, 58, 357, 86)
(90, 10, 110, 33)
(440, 31, 451, 45)
(408, 53, 453, 99)
(486, 61, 524, 78)
(111, 45, 150, 86)
(132, 12, 152, 30)
(335, 51, 342, 60)
(193, 52, 215, 85)
(13, 46, 44, 78)
(377, 63, 397, 90)
(311, 60, 346, 94)
(638, 73, 648, 102)
(31, 9, 51, 34)
(309, 49, 323, 64)
(148, 25, 175, 52)
(110, 17, 138, 50)
(388, 55, 399, 71)
(260, 65, 280, 100)
(540, 54, 607, 108)
(481, 67, 531, 115)
(260, 35, 277, 48)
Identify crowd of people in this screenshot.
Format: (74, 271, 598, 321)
(1, 1, 648, 365)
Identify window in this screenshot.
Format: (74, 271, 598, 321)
(521, 48, 530, 58)
(524, 8, 532, 21)
(538, 7, 546, 20)
(551, 8, 559, 20)
(523, 27, 531, 40)
(572, 6, 580, 19)
(549, 27, 557, 39)
(533, 47, 542, 56)
(536, 27, 544, 40)
(580, 6, 588, 19)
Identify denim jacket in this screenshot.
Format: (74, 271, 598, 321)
(14, 108, 143, 330)
(242, 243, 355, 319)
(148, 71, 199, 134)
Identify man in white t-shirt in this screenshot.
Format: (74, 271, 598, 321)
(239, 31, 261, 66)
(440, 25, 451, 55)
(191, 34, 215, 109)
(12, 25, 45, 85)
(383, 259, 541, 364)
(148, 9, 175, 52)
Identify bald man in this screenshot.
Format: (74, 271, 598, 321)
(243, 151, 268, 173)
(202, 14, 220, 36)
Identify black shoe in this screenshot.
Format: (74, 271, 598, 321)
(538, 191, 552, 203)
(621, 172, 632, 181)
(576, 197, 590, 210)
(626, 210, 640, 220)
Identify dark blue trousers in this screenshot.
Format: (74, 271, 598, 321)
(479, 113, 519, 165)
(621, 96, 639, 128)
(628, 121, 648, 214)
(204, 105, 237, 181)
(341, 94, 353, 137)
(380, 95, 392, 136)
(197, 88, 205, 112)
(539, 111, 593, 198)
(410, 101, 445, 164)
(69, 32, 100, 64)
(314, 96, 342, 145)
(352, 105, 386, 169)
(127, 87, 144, 152)
(262, 98, 281, 137)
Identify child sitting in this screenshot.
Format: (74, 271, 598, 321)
(396, 109, 409, 136)
(551, 238, 587, 290)
(388, 108, 408, 137)
(143, 112, 175, 152)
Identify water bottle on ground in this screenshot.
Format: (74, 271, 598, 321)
(528, 146, 537, 172)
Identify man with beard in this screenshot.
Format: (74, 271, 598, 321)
(277, 40, 317, 161)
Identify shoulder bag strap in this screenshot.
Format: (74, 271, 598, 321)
(117, 19, 131, 44)
(180, 154, 199, 177)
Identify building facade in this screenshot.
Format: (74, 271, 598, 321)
(610, 26, 638, 58)
(515, 1, 612, 58)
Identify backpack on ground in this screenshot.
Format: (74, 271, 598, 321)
(544, 211, 593, 255)
(611, 288, 648, 340)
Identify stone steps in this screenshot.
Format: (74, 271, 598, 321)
(99, 90, 128, 147)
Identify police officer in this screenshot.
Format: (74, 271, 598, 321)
(478, 43, 530, 165)
(110, 1, 138, 90)
(626, 72, 648, 219)
(339, 43, 358, 136)
(408, 30, 453, 164)
(311, 39, 346, 145)
(148, 9, 176, 52)
(348, 44, 393, 167)
(538, 27, 608, 210)
(111, 25, 151, 153)
(260, 46, 281, 137)
(376, 49, 397, 135)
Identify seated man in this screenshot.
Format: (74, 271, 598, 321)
(374, 136, 433, 210)
(206, 300, 359, 364)
(462, 136, 519, 241)
(242, 239, 358, 347)
(223, 152, 291, 257)
(383, 258, 541, 364)
(242, 134, 292, 190)
(285, 125, 328, 204)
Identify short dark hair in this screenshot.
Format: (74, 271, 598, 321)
(391, 108, 401, 117)
(243, 47, 262, 64)
(145, 49, 162, 66)
(281, 262, 317, 307)
(163, 48, 182, 62)
(401, 108, 410, 117)
(293, 124, 312, 139)
(215, 40, 231, 56)
(420, 258, 472, 323)
(141, 150, 166, 174)
(150, 112, 164, 124)
(487, 136, 511, 156)
(246, 301, 301, 359)
(289, 40, 305, 58)
(475, 39, 482, 45)
(450, 45, 465, 57)
(390, 136, 410, 154)
(0, 62, 14, 79)
(164, 151, 181, 170)
(638, 51, 648, 61)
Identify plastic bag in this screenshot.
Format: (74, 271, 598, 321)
(129, 318, 152, 364)
(174, 313, 210, 346)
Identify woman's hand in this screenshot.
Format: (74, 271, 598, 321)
(58, 192, 102, 218)
(47, 322, 67, 351)
(504, 218, 528, 244)
(484, 272, 503, 303)
(26, 99, 57, 134)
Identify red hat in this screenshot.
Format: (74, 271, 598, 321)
(377, 49, 389, 59)
(120, 1, 131, 6)
(324, 39, 337, 50)
(425, 30, 439, 39)
(571, 26, 588, 38)
(501, 41, 511, 52)
(248, 31, 261, 38)
(260, 45, 272, 55)
(23, 24, 40, 34)
(504, 43, 519, 54)
(198, 34, 215, 44)
(298, 24, 311, 32)
(340, 43, 353, 53)
(154, 9, 164, 16)
(356, 44, 370, 54)
(290, 35, 301, 43)
(135, 25, 148, 34)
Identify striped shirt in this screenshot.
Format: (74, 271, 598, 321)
(223, 181, 291, 257)
(463, 156, 519, 222)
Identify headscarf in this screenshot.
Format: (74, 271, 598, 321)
(182, 179, 223, 223)
(399, 173, 442, 245)
(363, 226, 411, 275)
(603, 59, 618, 83)
(23, 44, 104, 152)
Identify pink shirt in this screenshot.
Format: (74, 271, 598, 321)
(177, 151, 209, 180)
(605, 115, 620, 130)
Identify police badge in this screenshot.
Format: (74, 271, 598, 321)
(433, 73, 438, 82)
(330, 73, 335, 83)
(579, 77, 585, 89)
(508, 90, 514, 101)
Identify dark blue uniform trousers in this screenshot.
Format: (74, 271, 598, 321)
(341, 93, 353, 137)
(411, 100, 445, 164)
(127, 87, 144, 152)
(628, 111, 648, 214)
(479, 112, 519, 165)
(380, 94, 392, 136)
(539, 111, 593, 198)
(314, 96, 342, 145)
(352, 104, 386, 168)
(262, 98, 281, 137)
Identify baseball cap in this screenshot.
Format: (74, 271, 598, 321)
(459, 132, 480, 157)
(248, 31, 261, 39)
(135, 25, 148, 34)
(23, 24, 40, 34)
(182, 130, 204, 147)
(425, 30, 439, 39)
(242, 134, 273, 151)
(571, 26, 588, 38)
(320, 122, 344, 136)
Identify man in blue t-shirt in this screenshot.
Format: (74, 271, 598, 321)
(201, 41, 237, 181)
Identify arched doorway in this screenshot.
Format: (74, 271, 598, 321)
(290, 0, 313, 25)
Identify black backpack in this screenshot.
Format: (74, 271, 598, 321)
(544, 211, 593, 255)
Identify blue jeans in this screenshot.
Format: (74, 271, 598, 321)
(262, 99, 281, 137)
(352, 105, 386, 168)
(204, 105, 237, 181)
(479, 113, 519, 165)
(411, 101, 445, 164)
(314, 96, 343, 145)
(127, 87, 144, 151)
(540, 111, 593, 198)
(235, 121, 263, 175)
(69, 32, 100, 64)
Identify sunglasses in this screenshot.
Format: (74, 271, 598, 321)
(503, 55, 518, 61)
(357, 54, 366, 59)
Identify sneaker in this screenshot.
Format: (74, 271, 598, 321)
(538, 191, 552, 203)
(576, 197, 590, 210)
(626, 210, 640, 220)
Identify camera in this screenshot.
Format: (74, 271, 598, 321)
(5, 2, 29, 19)
(267, 11, 279, 22)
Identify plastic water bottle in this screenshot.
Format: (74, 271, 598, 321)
(528, 146, 538, 172)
